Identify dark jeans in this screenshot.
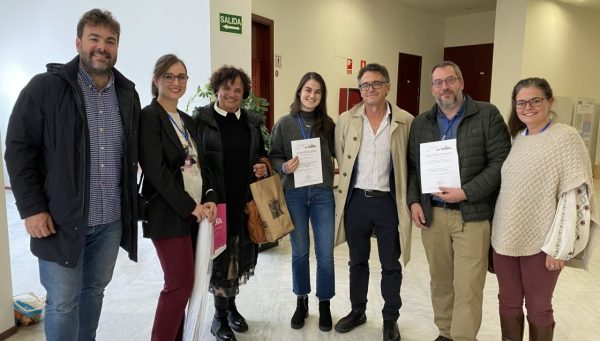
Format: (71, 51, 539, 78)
(344, 190, 402, 321)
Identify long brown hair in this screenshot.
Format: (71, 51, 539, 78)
(290, 72, 335, 153)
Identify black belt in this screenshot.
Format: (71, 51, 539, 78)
(431, 201, 461, 211)
(354, 188, 390, 198)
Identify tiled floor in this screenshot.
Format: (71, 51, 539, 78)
(5, 187, 600, 340)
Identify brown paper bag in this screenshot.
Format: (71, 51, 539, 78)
(247, 158, 294, 243)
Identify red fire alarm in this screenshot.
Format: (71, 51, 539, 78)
(346, 59, 353, 74)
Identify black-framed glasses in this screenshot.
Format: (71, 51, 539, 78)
(358, 81, 387, 91)
(162, 73, 189, 83)
(432, 76, 460, 88)
(515, 97, 547, 109)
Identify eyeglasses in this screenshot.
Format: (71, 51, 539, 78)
(432, 76, 460, 88)
(162, 73, 189, 83)
(515, 97, 546, 109)
(358, 81, 387, 91)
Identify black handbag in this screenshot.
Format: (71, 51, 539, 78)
(137, 173, 156, 223)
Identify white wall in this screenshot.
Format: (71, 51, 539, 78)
(522, 0, 600, 161)
(491, 0, 600, 119)
(0, 0, 212, 185)
(521, 0, 600, 100)
(210, 0, 252, 73)
(252, 0, 445, 121)
(0, 138, 14, 334)
(490, 0, 529, 117)
(444, 11, 496, 47)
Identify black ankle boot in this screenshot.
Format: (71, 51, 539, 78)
(211, 317, 236, 341)
(318, 300, 332, 331)
(290, 295, 308, 329)
(227, 296, 248, 333)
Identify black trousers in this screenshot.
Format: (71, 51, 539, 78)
(344, 190, 402, 321)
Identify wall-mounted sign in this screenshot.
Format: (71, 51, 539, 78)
(346, 59, 353, 74)
(360, 60, 367, 68)
(219, 13, 242, 34)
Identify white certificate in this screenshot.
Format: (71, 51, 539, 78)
(291, 137, 323, 188)
(419, 139, 461, 194)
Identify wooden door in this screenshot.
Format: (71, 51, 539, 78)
(444, 43, 494, 102)
(396, 53, 422, 116)
(251, 14, 274, 130)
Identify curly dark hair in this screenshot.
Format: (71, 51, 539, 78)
(209, 66, 251, 99)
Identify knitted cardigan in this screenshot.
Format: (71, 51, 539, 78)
(492, 123, 600, 269)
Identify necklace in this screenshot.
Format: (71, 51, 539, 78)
(296, 115, 312, 139)
(299, 114, 312, 128)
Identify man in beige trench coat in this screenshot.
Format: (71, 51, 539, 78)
(333, 63, 413, 341)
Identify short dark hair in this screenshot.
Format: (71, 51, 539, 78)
(209, 66, 251, 99)
(357, 63, 390, 83)
(508, 77, 554, 137)
(77, 9, 120, 41)
(431, 61, 463, 82)
(151, 54, 187, 98)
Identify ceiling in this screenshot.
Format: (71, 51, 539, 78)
(389, 0, 600, 17)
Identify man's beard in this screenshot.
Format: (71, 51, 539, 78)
(80, 49, 116, 76)
(437, 91, 461, 111)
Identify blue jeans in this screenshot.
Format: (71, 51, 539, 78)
(39, 220, 122, 341)
(285, 187, 335, 300)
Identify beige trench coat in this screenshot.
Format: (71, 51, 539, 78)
(334, 102, 414, 266)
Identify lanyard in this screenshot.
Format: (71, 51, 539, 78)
(442, 114, 460, 140)
(167, 114, 189, 143)
(525, 120, 552, 135)
(296, 114, 312, 139)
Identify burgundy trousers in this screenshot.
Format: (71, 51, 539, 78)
(493, 250, 561, 326)
(151, 233, 196, 341)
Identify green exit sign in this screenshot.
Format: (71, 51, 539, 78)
(219, 13, 242, 34)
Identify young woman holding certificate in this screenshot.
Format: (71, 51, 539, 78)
(269, 72, 336, 332)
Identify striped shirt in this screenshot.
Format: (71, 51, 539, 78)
(78, 67, 124, 226)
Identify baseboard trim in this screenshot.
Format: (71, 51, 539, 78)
(0, 326, 18, 340)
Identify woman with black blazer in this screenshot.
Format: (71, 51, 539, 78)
(139, 54, 217, 341)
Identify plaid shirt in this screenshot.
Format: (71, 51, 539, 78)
(78, 67, 124, 226)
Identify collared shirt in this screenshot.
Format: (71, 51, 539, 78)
(214, 102, 241, 119)
(433, 96, 466, 204)
(354, 104, 392, 192)
(436, 96, 466, 141)
(78, 66, 124, 226)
